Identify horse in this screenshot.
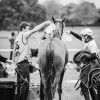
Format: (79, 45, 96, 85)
(73, 50, 100, 100)
(38, 17, 68, 100)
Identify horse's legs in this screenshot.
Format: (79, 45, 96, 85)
(80, 82, 90, 100)
(51, 71, 61, 99)
(89, 87, 97, 100)
(58, 68, 65, 100)
(96, 80, 100, 100)
(40, 79, 44, 100)
(97, 85, 100, 100)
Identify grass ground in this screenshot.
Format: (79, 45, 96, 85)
(29, 68, 84, 100)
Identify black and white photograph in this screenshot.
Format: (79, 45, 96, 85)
(0, 0, 100, 100)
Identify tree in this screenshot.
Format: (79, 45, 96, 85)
(95, 8, 100, 25)
(61, 1, 100, 26)
(69, 2, 99, 25)
(0, 0, 47, 30)
(74, 2, 99, 25)
(43, 0, 63, 19)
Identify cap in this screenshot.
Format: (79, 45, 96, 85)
(80, 28, 93, 36)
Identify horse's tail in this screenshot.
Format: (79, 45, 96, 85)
(46, 42, 55, 78)
(46, 42, 54, 64)
(46, 42, 55, 99)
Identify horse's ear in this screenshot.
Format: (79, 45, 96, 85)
(62, 17, 66, 23)
(52, 16, 55, 23)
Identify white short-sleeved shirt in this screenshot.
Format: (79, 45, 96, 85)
(83, 40, 99, 56)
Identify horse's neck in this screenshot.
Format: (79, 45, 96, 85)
(53, 35, 61, 40)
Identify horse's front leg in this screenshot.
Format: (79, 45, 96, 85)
(80, 82, 90, 100)
(96, 79, 100, 100)
(89, 85, 97, 100)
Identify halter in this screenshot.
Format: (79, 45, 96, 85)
(52, 17, 65, 39)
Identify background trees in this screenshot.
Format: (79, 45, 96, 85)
(60, 2, 100, 26)
(0, 0, 100, 30)
(0, 0, 47, 30)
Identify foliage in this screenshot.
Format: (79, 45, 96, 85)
(62, 2, 100, 26)
(0, 0, 47, 30)
(43, 0, 63, 19)
(43, 1, 100, 26)
(0, 0, 100, 30)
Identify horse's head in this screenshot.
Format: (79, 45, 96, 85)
(73, 50, 92, 67)
(52, 17, 66, 39)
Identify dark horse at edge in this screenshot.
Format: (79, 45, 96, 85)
(38, 17, 68, 100)
(73, 50, 100, 100)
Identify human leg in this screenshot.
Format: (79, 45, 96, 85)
(17, 61, 30, 100)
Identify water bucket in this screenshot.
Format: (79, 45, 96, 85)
(0, 80, 16, 100)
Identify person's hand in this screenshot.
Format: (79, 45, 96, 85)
(65, 31, 70, 35)
(6, 59, 14, 64)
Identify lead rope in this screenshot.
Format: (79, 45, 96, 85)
(15, 69, 39, 99)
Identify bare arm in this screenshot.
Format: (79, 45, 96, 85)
(24, 20, 52, 38)
(0, 55, 7, 62)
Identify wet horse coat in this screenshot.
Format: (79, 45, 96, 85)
(38, 17, 68, 100)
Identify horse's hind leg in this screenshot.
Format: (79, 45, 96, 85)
(51, 71, 61, 99)
(40, 79, 44, 100)
(58, 69, 65, 100)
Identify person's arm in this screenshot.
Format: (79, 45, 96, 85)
(0, 55, 7, 63)
(70, 31, 82, 41)
(24, 20, 52, 38)
(0, 55, 14, 64)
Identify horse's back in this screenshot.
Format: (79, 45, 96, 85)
(38, 38, 68, 68)
(52, 38, 68, 65)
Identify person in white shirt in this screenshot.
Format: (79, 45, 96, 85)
(66, 28, 99, 100)
(66, 28, 99, 62)
(13, 20, 52, 100)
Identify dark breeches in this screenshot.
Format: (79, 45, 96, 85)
(17, 60, 30, 100)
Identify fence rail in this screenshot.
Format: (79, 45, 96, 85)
(0, 49, 100, 52)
